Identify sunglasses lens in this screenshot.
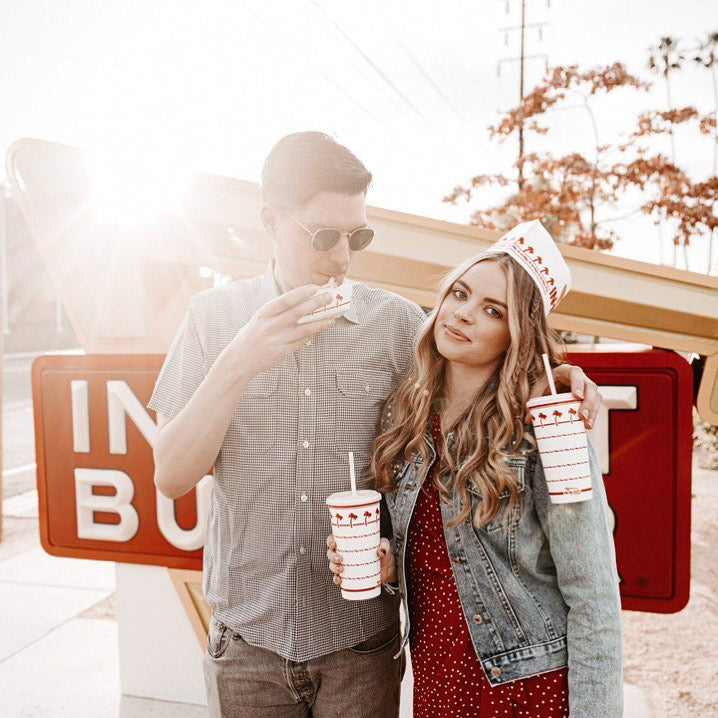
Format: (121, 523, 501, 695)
(349, 228, 374, 251)
(312, 229, 341, 251)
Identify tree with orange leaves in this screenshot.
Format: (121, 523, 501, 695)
(446, 57, 717, 271)
(444, 63, 649, 250)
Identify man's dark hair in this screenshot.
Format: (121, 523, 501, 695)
(261, 131, 372, 209)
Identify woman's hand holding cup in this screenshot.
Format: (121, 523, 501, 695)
(326, 535, 397, 586)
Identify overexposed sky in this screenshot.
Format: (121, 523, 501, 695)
(1, 0, 716, 270)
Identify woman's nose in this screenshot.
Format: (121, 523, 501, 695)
(454, 306, 472, 324)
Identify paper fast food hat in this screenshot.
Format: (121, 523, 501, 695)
(481, 220, 571, 316)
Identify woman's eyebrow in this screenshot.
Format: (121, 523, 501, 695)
(484, 297, 508, 309)
(455, 280, 507, 309)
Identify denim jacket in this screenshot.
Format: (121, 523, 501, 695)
(384, 426, 623, 718)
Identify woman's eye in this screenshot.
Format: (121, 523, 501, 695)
(452, 288, 467, 300)
(486, 306, 503, 319)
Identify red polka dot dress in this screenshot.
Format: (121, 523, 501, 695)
(405, 414, 569, 717)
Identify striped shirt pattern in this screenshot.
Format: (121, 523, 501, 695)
(148, 265, 425, 661)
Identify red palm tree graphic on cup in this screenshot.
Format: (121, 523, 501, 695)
(348, 512, 358, 528)
(568, 408, 578, 423)
(553, 409, 562, 425)
(363, 511, 372, 525)
(538, 412, 547, 427)
(335, 513, 343, 525)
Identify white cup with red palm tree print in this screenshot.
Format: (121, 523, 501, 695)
(526, 393, 593, 504)
(326, 489, 382, 600)
(297, 280, 353, 324)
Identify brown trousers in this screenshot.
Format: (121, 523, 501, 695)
(203, 617, 404, 718)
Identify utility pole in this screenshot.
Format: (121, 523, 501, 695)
(497, 0, 550, 192)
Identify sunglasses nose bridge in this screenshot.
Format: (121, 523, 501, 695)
(329, 233, 352, 262)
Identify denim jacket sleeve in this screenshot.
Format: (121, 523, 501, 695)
(531, 436, 624, 718)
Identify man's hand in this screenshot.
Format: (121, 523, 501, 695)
(326, 534, 397, 586)
(221, 284, 335, 380)
(526, 363, 601, 429)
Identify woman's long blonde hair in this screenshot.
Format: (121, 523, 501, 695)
(372, 252, 565, 528)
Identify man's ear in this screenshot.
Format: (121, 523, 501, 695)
(260, 203, 278, 238)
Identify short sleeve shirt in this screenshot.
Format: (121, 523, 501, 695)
(148, 265, 425, 661)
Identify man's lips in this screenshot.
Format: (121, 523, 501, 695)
(444, 324, 470, 342)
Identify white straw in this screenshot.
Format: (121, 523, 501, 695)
(542, 353, 557, 395)
(348, 451, 357, 496)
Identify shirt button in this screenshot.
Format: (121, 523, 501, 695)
(301, 494, 308, 502)
(305, 340, 312, 346)
(304, 388, 311, 397)
(365, 384, 370, 393)
(490, 666, 502, 678)
(472, 614, 483, 624)
(299, 545, 306, 555)
(302, 440, 310, 449)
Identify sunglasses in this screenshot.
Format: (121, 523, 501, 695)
(279, 205, 375, 252)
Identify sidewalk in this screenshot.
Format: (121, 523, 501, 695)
(0, 491, 660, 717)
(0, 504, 206, 718)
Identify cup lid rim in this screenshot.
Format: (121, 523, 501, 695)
(326, 489, 381, 506)
(526, 392, 579, 408)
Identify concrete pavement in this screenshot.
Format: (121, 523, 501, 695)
(0, 492, 658, 717)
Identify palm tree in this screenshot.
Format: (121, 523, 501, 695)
(648, 36, 684, 163)
(648, 36, 685, 267)
(692, 32, 718, 274)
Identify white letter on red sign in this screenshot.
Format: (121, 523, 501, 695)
(71, 380, 90, 453)
(75, 468, 140, 541)
(106, 380, 158, 454)
(591, 386, 638, 474)
(156, 474, 213, 551)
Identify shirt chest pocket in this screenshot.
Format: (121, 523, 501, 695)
(234, 369, 280, 452)
(333, 369, 394, 459)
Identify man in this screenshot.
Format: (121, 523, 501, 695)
(149, 131, 602, 718)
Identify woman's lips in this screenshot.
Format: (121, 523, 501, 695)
(444, 324, 470, 342)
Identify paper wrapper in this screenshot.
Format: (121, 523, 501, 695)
(297, 280, 353, 324)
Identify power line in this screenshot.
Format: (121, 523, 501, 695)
(395, 39, 468, 124)
(307, 0, 430, 125)
(235, 0, 380, 123)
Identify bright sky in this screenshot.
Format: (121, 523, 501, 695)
(1, 0, 716, 271)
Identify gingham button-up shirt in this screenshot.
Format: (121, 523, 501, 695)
(148, 265, 425, 661)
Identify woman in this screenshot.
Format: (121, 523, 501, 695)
(327, 221, 622, 717)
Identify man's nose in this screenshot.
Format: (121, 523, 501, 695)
(328, 234, 352, 268)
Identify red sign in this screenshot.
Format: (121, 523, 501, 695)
(32, 354, 203, 570)
(32, 348, 692, 612)
(566, 349, 692, 613)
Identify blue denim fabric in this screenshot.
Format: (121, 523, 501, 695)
(384, 427, 623, 718)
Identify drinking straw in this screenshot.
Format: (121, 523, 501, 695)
(542, 353, 557, 395)
(348, 451, 357, 496)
